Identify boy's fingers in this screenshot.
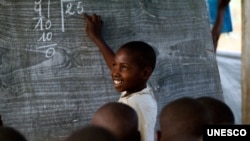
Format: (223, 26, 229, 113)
(83, 13, 88, 20)
(92, 13, 98, 21)
(97, 15, 101, 20)
(84, 13, 102, 24)
(94, 15, 103, 24)
(83, 13, 91, 23)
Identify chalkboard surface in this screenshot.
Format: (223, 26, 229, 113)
(0, 0, 222, 141)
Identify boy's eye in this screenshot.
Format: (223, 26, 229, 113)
(120, 65, 128, 70)
(112, 62, 116, 67)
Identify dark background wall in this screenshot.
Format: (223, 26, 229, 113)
(0, 0, 222, 141)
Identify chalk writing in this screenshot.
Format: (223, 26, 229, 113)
(37, 44, 57, 58)
(61, 0, 84, 32)
(33, 0, 55, 58)
(32, 0, 84, 58)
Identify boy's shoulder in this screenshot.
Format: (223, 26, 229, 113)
(119, 87, 157, 108)
(120, 86, 155, 99)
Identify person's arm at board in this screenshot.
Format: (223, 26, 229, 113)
(83, 13, 115, 70)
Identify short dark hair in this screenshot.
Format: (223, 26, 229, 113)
(65, 126, 118, 141)
(120, 41, 156, 71)
(197, 96, 235, 124)
(0, 126, 27, 141)
(159, 97, 211, 141)
(92, 102, 140, 141)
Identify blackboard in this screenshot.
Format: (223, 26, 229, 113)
(0, 0, 223, 141)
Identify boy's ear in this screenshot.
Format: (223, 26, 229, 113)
(142, 67, 152, 80)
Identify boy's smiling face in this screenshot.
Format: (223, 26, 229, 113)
(111, 48, 150, 95)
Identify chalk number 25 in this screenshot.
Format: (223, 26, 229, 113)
(65, 2, 84, 15)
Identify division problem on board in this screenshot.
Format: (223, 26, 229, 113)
(33, 0, 84, 58)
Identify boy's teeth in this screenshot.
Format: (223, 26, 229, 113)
(114, 80, 121, 84)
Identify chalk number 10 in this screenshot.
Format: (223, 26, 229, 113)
(65, 2, 84, 15)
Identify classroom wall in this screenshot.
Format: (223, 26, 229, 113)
(0, 0, 223, 141)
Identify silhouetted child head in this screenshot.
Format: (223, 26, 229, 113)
(65, 126, 118, 141)
(0, 126, 27, 141)
(167, 135, 201, 141)
(91, 102, 140, 141)
(158, 97, 210, 141)
(112, 41, 156, 95)
(197, 96, 235, 124)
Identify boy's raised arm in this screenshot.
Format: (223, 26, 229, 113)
(83, 13, 115, 70)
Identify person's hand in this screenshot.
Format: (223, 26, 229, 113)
(83, 13, 104, 42)
(218, 0, 230, 9)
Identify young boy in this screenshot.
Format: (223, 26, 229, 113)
(157, 97, 211, 141)
(83, 13, 157, 141)
(91, 102, 140, 141)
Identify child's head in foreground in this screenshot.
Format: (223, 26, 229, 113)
(197, 96, 235, 124)
(91, 102, 140, 141)
(65, 126, 118, 141)
(0, 126, 27, 141)
(112, 41, 156, 94)
(157, 97, 211, 141)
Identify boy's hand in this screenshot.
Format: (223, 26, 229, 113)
(83, 13, 104, 42)
(83, 13, 115, 70)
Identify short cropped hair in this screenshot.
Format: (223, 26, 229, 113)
(65, 126, 118, 141)
(197, 96, 235, 124)
(120, 41, 156, 71)
(159, 97, 211, 141)
(0, 126, 27, 141)
(91, 102, 140, 141)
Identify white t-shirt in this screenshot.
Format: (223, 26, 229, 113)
(118, 86, 157, 141)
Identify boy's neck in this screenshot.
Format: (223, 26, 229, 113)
(122, 85, 147, 97)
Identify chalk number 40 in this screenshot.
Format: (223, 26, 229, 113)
(65, 2, 84, 15)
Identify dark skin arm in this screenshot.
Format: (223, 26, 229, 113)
(83, 13, 115, 70)
(212, 0, 231, 52)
